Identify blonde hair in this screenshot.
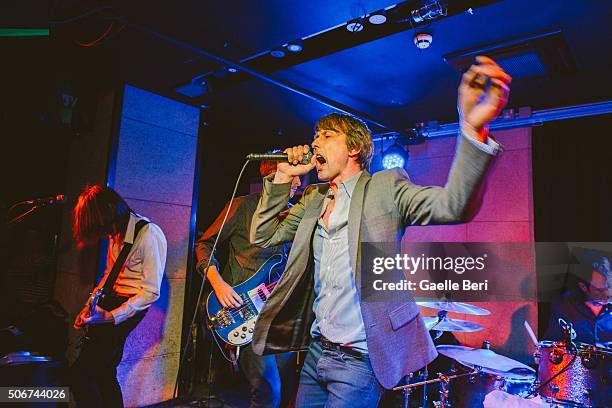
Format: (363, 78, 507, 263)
(315, 113, 373, 170)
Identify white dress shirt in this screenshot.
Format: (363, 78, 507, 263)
(96, 212, 167, 324)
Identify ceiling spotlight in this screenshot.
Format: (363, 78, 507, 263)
(414, 32, 433, 49)
(346, 20, 364, 33)
(287, 40, 303, 53)
(368, 10, 387, 25)
(412, 0, 447, 23)
(382, 141, 408, 170)
(270, 48, 286, 58)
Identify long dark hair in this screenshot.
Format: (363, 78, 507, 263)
(72, 185, 131, 244)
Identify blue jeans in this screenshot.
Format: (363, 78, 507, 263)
(296, 340, 384, 408)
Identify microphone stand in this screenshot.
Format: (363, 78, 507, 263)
(8, 196, 65, 227)
(559, 318, 576, 352)
(8, 204, 44, 227)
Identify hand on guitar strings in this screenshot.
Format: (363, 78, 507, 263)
(73, 306, 89, 329)
(213, 280, 244, 309)
(76, 305, 116, 327)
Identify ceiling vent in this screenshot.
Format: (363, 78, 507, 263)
(444, 30, 577, 79)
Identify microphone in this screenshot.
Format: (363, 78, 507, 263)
(246, 151, 313, 165)
(26, 194, 66, 206)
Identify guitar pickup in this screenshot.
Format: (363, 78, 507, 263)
(247, 283, 271, 313)
(238, 293, 257, 320)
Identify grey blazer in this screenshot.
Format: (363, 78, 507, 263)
(250, 136, 495, 389)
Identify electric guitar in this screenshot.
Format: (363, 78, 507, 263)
(87, 287, 104, 317)
(206, 253, 286, 346)
(79, 286, 104, 345)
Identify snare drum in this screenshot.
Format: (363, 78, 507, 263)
(448, 365, 535, 408)
(537, 341, 612, 407)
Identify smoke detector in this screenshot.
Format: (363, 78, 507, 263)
(414, 33, 433, 49)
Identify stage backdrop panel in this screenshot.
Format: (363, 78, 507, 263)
(111, 85, 199, 407)
(403, 128, 537, 364)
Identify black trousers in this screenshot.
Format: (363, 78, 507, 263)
(238, 344, 298, 408)
(70, 296, 147, 408)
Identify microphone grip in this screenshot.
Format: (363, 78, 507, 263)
(246, 151, 313, 165)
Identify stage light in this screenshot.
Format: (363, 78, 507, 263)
(382, 141, 408, 170)
(368, 10, 387, 25)
(226, 67, 238, 73)
(287, 41, 303, 53)
(270, 48, 286, 58)
(412, 0, 447, 23)
(346, 20, 364, 33)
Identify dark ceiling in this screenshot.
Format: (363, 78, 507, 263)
(3, 0, 612, 209)
(48, 0, 612, 131)
(7, 0, 612, 138)
(10, 0, 596, 128)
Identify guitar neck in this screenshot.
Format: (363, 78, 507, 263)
(88, 287, 104, 314)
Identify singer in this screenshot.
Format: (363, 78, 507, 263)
(249, 56, 511, 407)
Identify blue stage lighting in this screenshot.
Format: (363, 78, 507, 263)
(382, 142, 408, 169)
(270, 48, 286, 58)
(287, 41, 303, 53)
(368, 10, 387, 25)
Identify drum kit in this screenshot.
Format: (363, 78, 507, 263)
(393, 301, 612, 408)
(535, 340, 612, 407)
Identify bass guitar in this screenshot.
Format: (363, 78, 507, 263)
(206, 253, 285, 346)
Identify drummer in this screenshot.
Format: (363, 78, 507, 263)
(543, 254, 612, 346)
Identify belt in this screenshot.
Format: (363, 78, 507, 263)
(318, 336, 366, 360)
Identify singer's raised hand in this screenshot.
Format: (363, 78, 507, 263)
(458, 55, 511, 142)
(274, 145, 315, 184)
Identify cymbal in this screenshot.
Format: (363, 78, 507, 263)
(424, 316, 484, 332)
(417, 300, 491, 315)
(437, 345, 535, 378)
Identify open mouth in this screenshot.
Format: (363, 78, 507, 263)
(316, 154, 326, 165)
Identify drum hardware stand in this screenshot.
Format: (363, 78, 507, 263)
(429, 310, 447, 342)
(403, 366, 430, 408)
(435, 373, 450, 408)
(431, 310, 447, 328)
(559, 318, 577, 351)
(422, 365, 429, 408)
(402, 386, 412, 408)
(394, 370, 476, 408)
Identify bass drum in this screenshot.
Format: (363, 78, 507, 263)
(447, 365, 535, 408)
(537, 341, 612, 407)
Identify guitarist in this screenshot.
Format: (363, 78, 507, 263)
(195, 160, 300, 408)
(71, 185, 167, 408)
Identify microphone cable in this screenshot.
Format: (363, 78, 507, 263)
(173, 159, 252, 404)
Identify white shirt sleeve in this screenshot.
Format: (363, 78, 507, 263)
(461, 131, 502, 155)
(110, 223, 167, 324)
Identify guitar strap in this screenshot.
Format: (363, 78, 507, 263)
(101, 218, 150, 296)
